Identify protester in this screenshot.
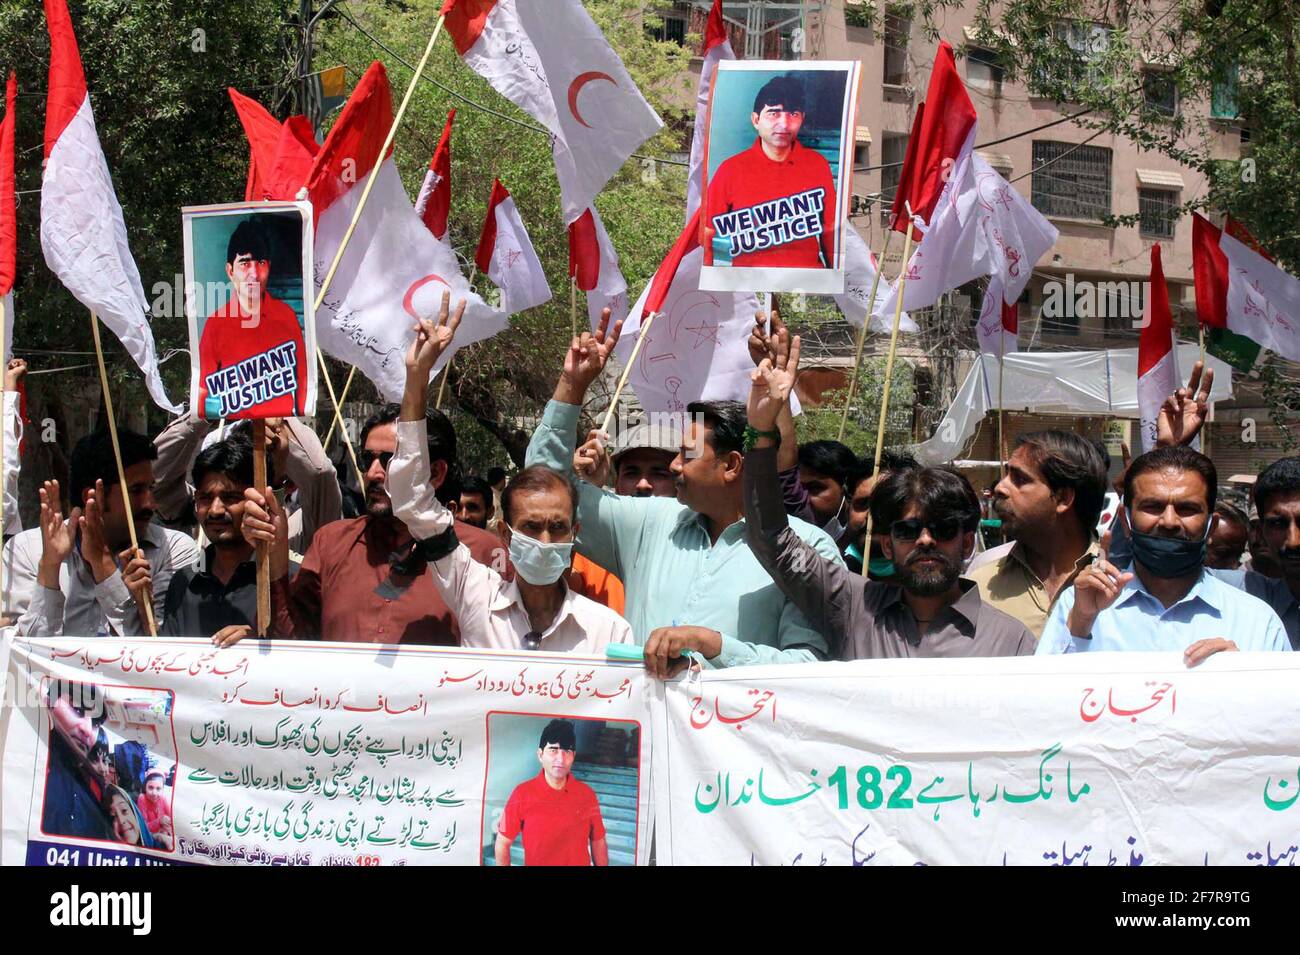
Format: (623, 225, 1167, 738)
(541, 309, 841, 676)
(1039, 446, 1290, 660)
(494, 719, 607, 867)
(153, 413, 339, 555)
(1247, 512, 1283, 578)
(1205, 500, 1249, 570)
(457, 475, 495, 529)
(386, 302, 631, 653)
(843, 450, 918, 577)
(6, 430, 198, 636)
(3, 358, 26, 540)
(965, 431, 1107, 639)
(1209, 457, 1300, 649)
(610, 421, 678, 498)
(160, 436, 290, 642)
(743, 327, 1034, 658)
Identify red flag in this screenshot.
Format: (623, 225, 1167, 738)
(643, 208, 702, 318)
(1192, 213, 1228, 330)
(475, 178, 551, 314)
(568, 209, 600, 290)
(415, 108, 455, 241)
(1137, 243, 1178, 452)
(703, 0, 728, 52)
(890, 43, 977, 234)
(0, 71, 15, 297)
(887, 102, 925, 237)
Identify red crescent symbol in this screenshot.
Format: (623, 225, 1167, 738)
(568, 71, 617, 129)
(403, 274, 450, 319)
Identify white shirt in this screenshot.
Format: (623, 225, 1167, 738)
(3, 521, 199, 636)
(387, 419, 632, 654)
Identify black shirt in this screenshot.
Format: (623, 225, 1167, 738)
(161, 546, 278, 638)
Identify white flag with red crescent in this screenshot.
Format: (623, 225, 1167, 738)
(40, 0, 178, 412)
(476, 179, 551, 315)
(231, 62, 505, 402)
(440, 0, 663, 224)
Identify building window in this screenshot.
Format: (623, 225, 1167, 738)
(967, 47, 1003, 96)
(1031, 140, 1113, 221)
(881, 132, 908, 224)
(1142, 70, 1178, 117)
(853, 142, 869, 171)
(1139, 188, 1179, 239)
(647, 2, 690, 46)
(1211, 63, 1239, 119)
(883, 8, 910, 86)
(1038, 21, 1111, 90)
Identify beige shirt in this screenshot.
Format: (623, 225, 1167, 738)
(965, 539, 1098, 640)
(388, 419, 633, 655)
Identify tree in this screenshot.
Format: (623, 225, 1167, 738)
(314, 0, 695, 469)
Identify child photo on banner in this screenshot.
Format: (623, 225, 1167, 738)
(700, 61, 861, 295)
(182, 201, 317, 420)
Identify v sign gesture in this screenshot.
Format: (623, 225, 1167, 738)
(747, 325, 802, 433)
(555, 307, 623, 405)
(1157, 361, 1214, 448)
(405, 290, 466, 381)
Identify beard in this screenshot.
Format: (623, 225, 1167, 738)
(897, 547, 960, 597)
(365, 481, 392, 518)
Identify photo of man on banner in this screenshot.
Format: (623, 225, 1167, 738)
(701, 61, 860, 295)
(182, 202, 316, 422)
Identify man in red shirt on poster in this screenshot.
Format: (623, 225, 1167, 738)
(705, 74, 837, 270)
(494, 719, 609, 866)
(198, 219, 306, 420)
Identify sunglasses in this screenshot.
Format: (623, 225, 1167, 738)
(890, 517, 964, 543)
(359, 450, 395, 472)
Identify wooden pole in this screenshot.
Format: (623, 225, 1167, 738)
(252, 419, 270, 638)
(1198, 321, 1206, 367)
(570, 274, 579, 340)
(89, 311, 157, 637)
(997, 320, 1006, 465)
(862, 224, 917, 546)
(599, 312, 659, 436)
(837, 229, 894, 441)
(309, 13, 446, 493)
(321, 365, 356, 450)
(434, 264, 473, 411)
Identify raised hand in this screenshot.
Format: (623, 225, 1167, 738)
(1066, 531, 1134, 636)
(746, 324, 802, 433)
(37, 481, 79, 589)
(557, 307, 623, 404)
(573, 428, 612, 488)
(1157, 361, 1214, 448)
(4, 358, 27, 392)
(746, 309, 787, 368)
(78, 481, 117, 584)
(406, 289, 466, 381)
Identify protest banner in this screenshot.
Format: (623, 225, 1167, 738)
(1, 635, 651, 867)
(700, 61, 860, 295)
(183, 202, 316, 422)
(652, 653, 1300, 866)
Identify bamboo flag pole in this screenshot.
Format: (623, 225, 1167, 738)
(89, 311, 157, 637)
(1198, 321, 1206, 366)
(599, 312, 658, 436)
(862, 216, 917, 547)
(321, 365, 355, 450)
(252, 419, 270, 637)
(570, 275, 579, 340)
(435, 263, 474, 410)
(997, 316, 1006, 465)
(837, 229, 894, 441)
(310, 13, 447, 490)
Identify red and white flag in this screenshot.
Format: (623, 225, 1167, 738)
(1, 70, 16, 364)
(971, 154, 1057, 305)
(569, 206, 628, 329)
(685, 0, 733, 219)
(1193, 213, 1300, 362)
(230, 62, 506, 402)
(1137, 243, 1179, 452)
(40, 0, 178, 412)
(975, 275, 1018, 357)
(414, 108, 455, 242)
(837, 221, 915, 334)
(441, 0, 662, 224)
(880, 43, 982, 314)
(475, 178, 551, 315)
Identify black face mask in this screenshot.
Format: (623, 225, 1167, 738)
(1128, 512, 1211, 579)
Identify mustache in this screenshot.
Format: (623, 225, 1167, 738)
(903, 547, 954, 569)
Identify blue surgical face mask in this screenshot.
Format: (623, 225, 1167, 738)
(867, 556, 896, 578)
(1127, 511, 1212, 579)
(507, 528, 574, 586)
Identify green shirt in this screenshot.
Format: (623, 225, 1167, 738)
(525, 400, 844, 666)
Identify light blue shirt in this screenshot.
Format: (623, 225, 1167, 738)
(1038, 567, 1292, 654)
(525, 400, 844, 666)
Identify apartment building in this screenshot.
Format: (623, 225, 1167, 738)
(655, 1, 1288, 475)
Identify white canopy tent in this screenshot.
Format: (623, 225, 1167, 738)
(914, 346, 1235, 465)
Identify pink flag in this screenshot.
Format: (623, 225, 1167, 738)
(40, 0, 177, 412)
(475, 179, 551, 315)
(441, 0, 662, 224)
